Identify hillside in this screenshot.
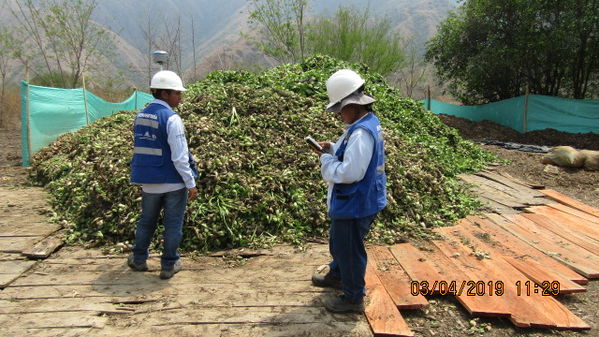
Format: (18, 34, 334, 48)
(1, 0, 457, 88)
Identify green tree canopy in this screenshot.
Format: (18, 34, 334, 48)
(247, 1, 404, 76)
(426, 0, 599, 104)
(306, 6, 404, 76)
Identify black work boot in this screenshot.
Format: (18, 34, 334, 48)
(311, 272, 342, 289)
(127, 254, 148, 272)
(159, 260, 181, 279)
(322, 295, 365, 313)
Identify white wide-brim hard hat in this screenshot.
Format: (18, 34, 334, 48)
(325, 69, 365, 110)
(325, 91, 376, 113)
(150, 70, 187, 91)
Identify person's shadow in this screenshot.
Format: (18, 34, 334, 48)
(259, 290, 371, 337)
(91, 256, 170, 300)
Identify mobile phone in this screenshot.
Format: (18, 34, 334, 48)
(305, 136, 324, 152)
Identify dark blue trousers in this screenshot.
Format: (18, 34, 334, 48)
(132, 188, 188, 269)
(328, 214, 376, 303)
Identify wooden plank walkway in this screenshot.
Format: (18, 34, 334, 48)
(361, 170, 599, 335)
(1, 169, 598, 336)
(0, 186, 64, 289)
(0, 246, 373, 337)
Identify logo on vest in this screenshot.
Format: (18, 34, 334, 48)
(138, 131, 156, 141)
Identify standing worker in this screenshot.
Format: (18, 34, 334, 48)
(128, 70, 198, 279)
(310, 69, 387, 313)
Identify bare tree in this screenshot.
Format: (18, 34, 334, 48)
(140, 10, 157, 87)
(10, 0, 113, 88)
(0, 27, 18, 127)
(394, 38, 427, 98)
(140, 11, 185, 84)
(191, 16, 197, 79)
(247, 0, 308, 64)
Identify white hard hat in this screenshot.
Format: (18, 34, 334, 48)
(325, 69, 365, 110)
(150, 70, 186, 91)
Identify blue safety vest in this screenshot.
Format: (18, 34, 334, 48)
(329, 112, 387, 219)
(130, 103, 187, 184)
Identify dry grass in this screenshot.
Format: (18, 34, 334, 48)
(0, 87, 21, 129)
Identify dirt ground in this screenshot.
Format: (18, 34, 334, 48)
(1, 118, 598, 337)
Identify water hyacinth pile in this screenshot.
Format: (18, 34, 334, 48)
(30, 55, 495, 252)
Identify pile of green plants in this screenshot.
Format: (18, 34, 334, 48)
(30, 55, 495, 252)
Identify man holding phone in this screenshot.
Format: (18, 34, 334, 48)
(310, 69, 387, 313)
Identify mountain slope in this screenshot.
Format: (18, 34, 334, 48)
(2, 0, 457, 87)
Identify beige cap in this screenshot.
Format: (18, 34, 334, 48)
(326, 91, 375, 113)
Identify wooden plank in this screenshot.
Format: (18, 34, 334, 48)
(470, 172, 546, 205)
(463, 174, 525, 201)
(0, 237, 44, 253)
(476, 195, 519, 214)
(0, 260, 37, 289)
(101, 321, 373, 337)
(522, 213, 599, 256)
(502, 256, 586, 294)
(494, 170, 545, 189)
(0, 260, 37, 275)
(364, 262, 413, 337)
(453, 220, 585, 294)
(467, 215, 588, 285)
(497, 214, 599, 278)
(0, 311, 106, 330)
(431, 228, 520, 322)
(127, 306, 366, 329)
(0, 283, 330, 301)
(0, 222, 61, 237)
(540, 189, 599, 218)
(0, 290, 326, 315)
(392, 242, 509, 317)
(0, 298, 134, 315)
(22, 235, 64, 259)
(368, 246, 428, 309)
(434, 226, 589, 329)
(460, 174, 527, 208)
(547, 203, 599, 225)
(526, 206, 599, 241)
(388, 243, 444, 288)
(2, 327, 94, 337)
(477, 170, 547, 199)
(0, 253, 26, 261)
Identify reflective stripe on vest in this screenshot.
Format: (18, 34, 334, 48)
(135, 118, 159, 129)
(133, 147, 163, 156)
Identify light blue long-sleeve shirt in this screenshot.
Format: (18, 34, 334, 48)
(320, 114, 375, 210)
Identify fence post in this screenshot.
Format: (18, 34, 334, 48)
(22, 61, 32, 166)
(426, 85, 431, 111)
(82, 73, 90, 125)
(523, 86, 529, 133)
(21, 81, 32, 166)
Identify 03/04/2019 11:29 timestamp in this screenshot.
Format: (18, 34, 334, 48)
(411, 280, 561, 296)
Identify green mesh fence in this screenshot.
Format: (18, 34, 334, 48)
(21, 81, 153, 166)
(421, 94, 599, 135)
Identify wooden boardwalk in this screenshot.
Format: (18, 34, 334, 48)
(1, 169, 598, 336)
(364, 171, 598, 336)
(0, 185, 63, 289)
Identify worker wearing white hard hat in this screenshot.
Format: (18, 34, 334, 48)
(310, 69, 387, 313)
(128, 70, 197, 280)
